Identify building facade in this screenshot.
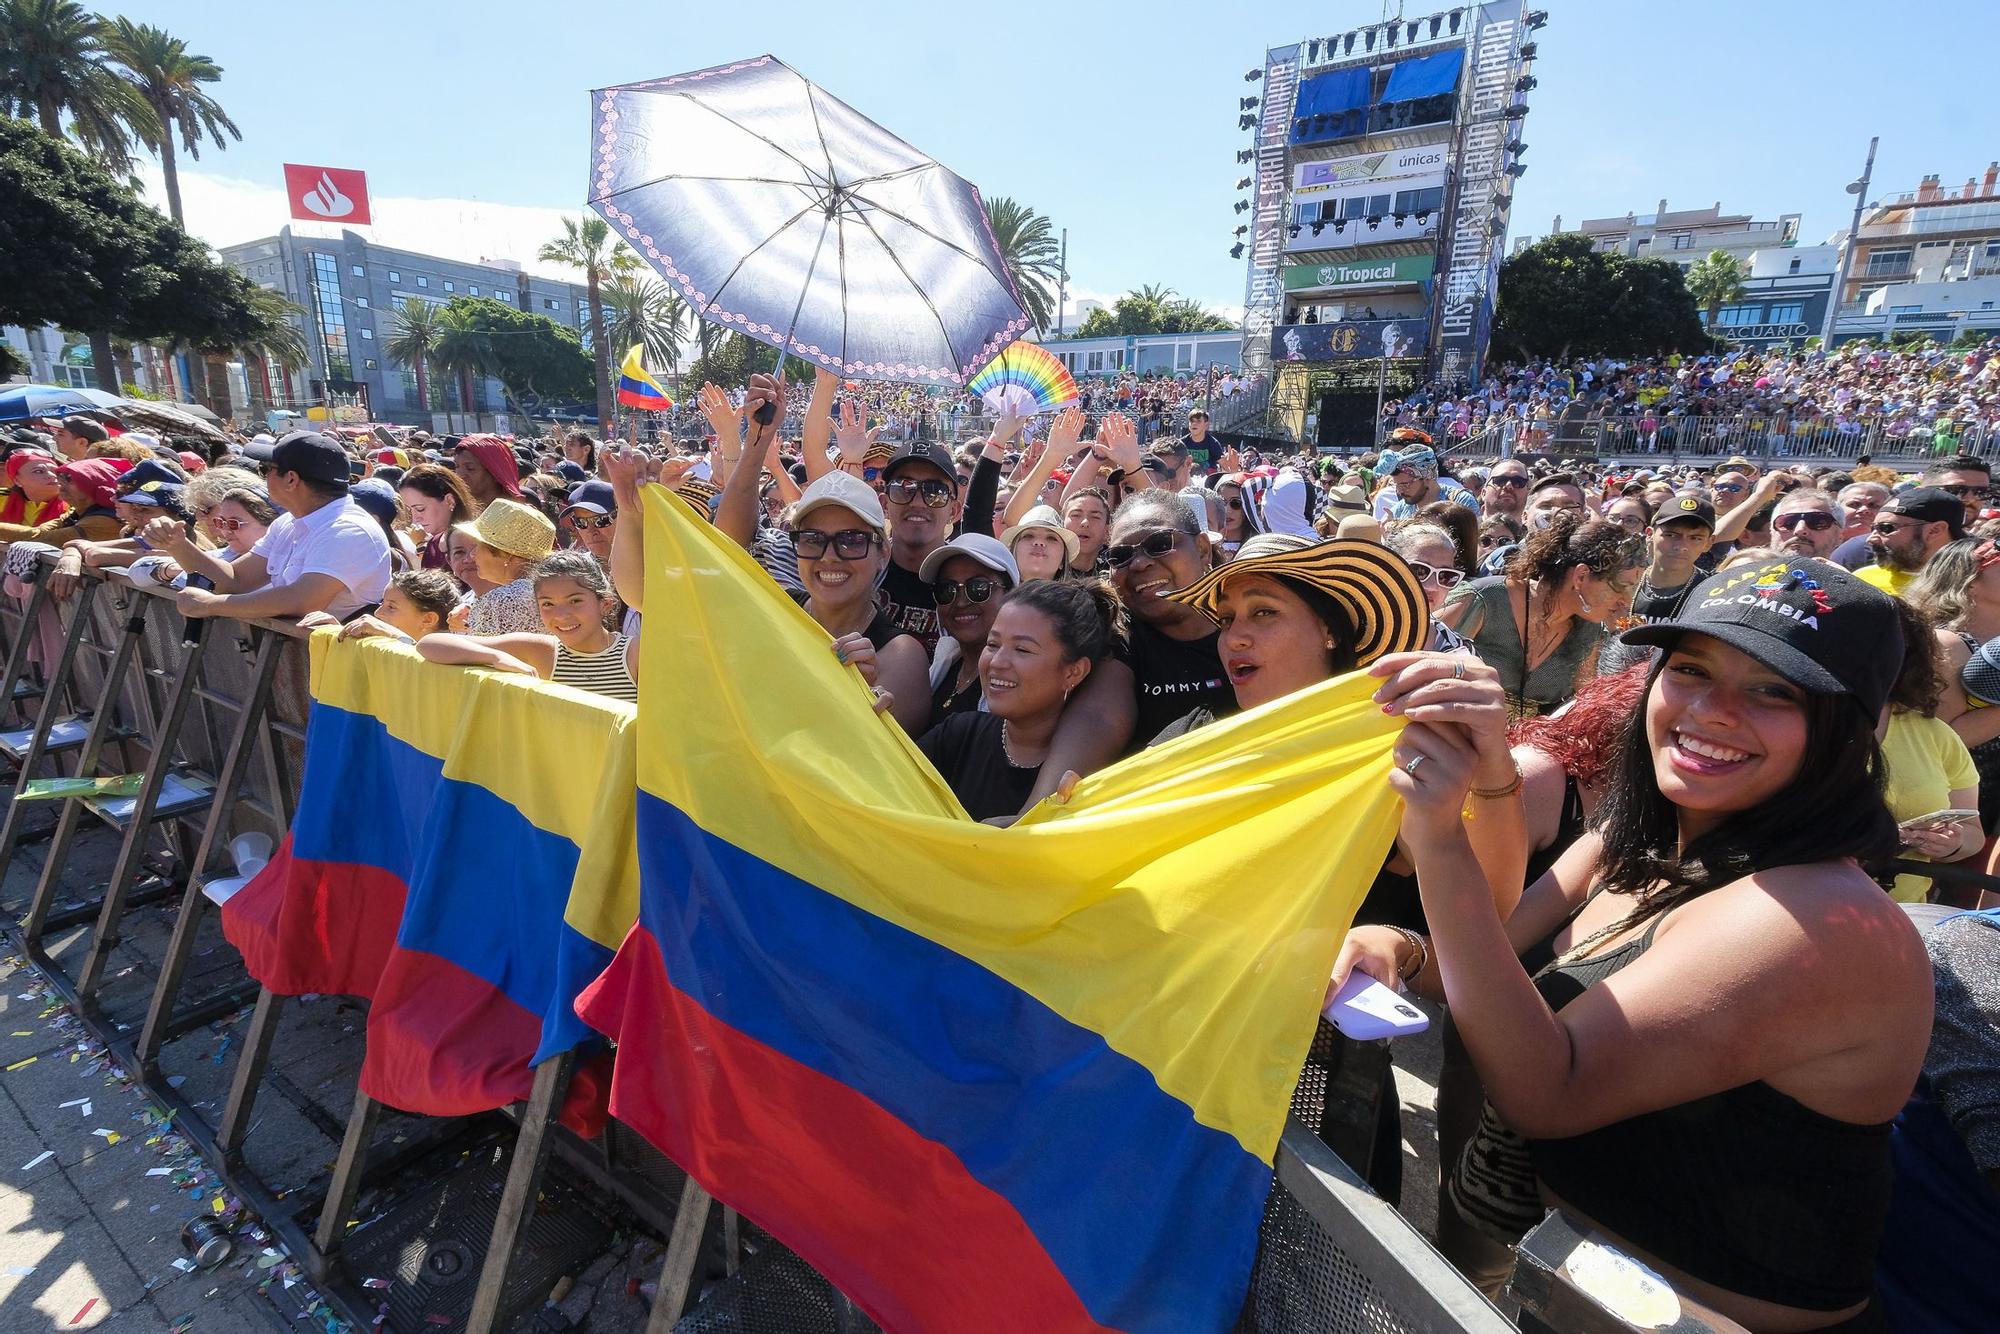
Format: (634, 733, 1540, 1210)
(1035, 330, 1243, 379)
(1830, 161, 2000, 345)
(1544, 200, 1801, 272)
(218, 228, 595, 427)
(1703, 244, 1837, 349)
(1238, 3, 1536, 448)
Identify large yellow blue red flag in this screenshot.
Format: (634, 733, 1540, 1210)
(615, 344, 673, 410)
(569, 487, 1406, 1332)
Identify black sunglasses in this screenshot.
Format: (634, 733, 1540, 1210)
(883, 476, 954, 508)
(1105, 529, 1184, 569)
(1487, 475, 1528, 488)
(932, 575, 1005, 606)
(1772, 512, 1836, 532)
(1939, 483, 1993, 500)
(793, 528, 879, 560)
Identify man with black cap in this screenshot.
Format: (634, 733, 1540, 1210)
(1630, 494, 1718, 625)
(52, 416, 107, 461)
(1860, 486, 1964, 597)
(162, 430, 390, 623)
(876, 440, 962, 652)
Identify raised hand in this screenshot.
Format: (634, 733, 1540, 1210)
(1098, 413, 1142, 473)
(697, 382, 745, 454)
(833, 397, 870, 465)
(1047, 404, 1086, 457)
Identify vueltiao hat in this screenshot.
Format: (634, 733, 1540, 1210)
(1165, 534, 1428, 667)
(452, 497, 556, 562)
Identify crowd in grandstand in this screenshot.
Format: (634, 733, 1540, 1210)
(2, 377, 1995, 1330)
(1382, 338, 2000, 454)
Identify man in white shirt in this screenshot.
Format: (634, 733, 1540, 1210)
(166, 431, 391, 622)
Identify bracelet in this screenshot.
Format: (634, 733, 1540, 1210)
(1388, 926, 1428, 983)
(1470, 763, 1524, 800)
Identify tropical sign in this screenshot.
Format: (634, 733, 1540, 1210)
(1283, 257, 1436, 291)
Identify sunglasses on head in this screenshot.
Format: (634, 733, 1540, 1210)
(883, 476, 953, 508)
(1105, 529, 1184, 569)
(793, 528, 878, 560)
(932, 575, 1005, 606)
(1406, 560, 1466, 589)
(1773, 512, 1836, 532)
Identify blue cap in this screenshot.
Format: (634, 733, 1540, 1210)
(560, 480, 617, 516)
(348, 477, 399, 527)
(556, 461, 589, 483)
(117, 458, 183, 495)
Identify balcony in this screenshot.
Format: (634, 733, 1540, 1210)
(1290, 96, 1456, 149)
(1284, 212, 1440, 255)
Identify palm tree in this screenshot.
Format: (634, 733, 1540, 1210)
(99, 18, 238, 226)
(602, 275, 688, 388)
(233, 285, 309, 413)
(1685, 250, 1746, 330)
(0, 0, 158, 175)
(538, 215, 638, 432)
(982, 195, 1061, 334)
(386, 299, 447, 425)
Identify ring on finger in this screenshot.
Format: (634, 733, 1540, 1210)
(1452, 659, 1464, 679)
(1403, 755, 1424, 776)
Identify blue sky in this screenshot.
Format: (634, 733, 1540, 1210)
(130, 0, 1997, 319)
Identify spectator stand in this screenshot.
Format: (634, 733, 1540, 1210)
(0, 558, 1539, 1334)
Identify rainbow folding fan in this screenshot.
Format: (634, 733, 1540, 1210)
(968, 341, 1079, 416)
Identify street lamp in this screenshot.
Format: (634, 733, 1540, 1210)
(1821, 136, 1879, 349)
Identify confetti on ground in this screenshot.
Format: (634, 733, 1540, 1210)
(20, 1150, 53, 1171)
(362, 1277, 392, 1289)
(5, 1056, 36, 1071)
(169, 1316, 196, 1334)
(68, 1296, 98, 1325)
(171, 1258, 196, 1273)
(10, 1030, 32, 1036)
(3, 1264, 35, 1277)
(91, 1129, 120, 1144)
(146, 1167, 172, 1176)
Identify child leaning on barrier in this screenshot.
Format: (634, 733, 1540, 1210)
(408, 551, 637, 704)
(300, 568, 460, 644)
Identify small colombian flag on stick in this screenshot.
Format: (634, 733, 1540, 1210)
(616, 345, 674, 410)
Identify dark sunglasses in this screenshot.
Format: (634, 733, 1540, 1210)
(1405, 560, 1466, 588)
(793, 528, 879, 560)
(1487, 475, 1528, 488)
(564, 511, 614, 530)
(931, 575, 1005, 606)
(883, 476, 954, 508)
(1105, 529, 1184, 569)
(1939, 483, 1993, 500)
(1871, 519, 1920, 536)
(1712, 482, 1746, 495)
(1772, 512, 1836, 532)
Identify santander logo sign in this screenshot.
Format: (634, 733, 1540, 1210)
(282, 164, 372, 225)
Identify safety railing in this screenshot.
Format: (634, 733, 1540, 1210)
(1419, 411, 1999, 467)
(0, 554, 1510, 1334)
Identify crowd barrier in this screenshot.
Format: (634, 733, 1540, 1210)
(0, 552, 1522, 1333)
(1436, 411, 1998, 468)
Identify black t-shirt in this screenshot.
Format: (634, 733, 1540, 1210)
(930, 663, 982, 724)
(917, 712, 1038, 822)
(879, 556, 942, 655)
(1119, 620, 1234, 751)
(786, 588, 906, 654)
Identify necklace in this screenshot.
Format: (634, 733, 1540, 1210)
(999, 720, 1042, 770)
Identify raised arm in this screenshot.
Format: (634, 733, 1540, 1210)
(1001, 405, 1084, 529)
(415, 631, 555, 678)
(800, 368, 838, 482)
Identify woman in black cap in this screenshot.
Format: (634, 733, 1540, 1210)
(1338, 557, 1931, 1329)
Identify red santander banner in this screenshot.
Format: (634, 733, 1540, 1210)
(282, 163, 372, 225)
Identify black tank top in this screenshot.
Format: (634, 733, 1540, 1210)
(1523, 900, 1892, 1313)
(1358, 775, 1585, 932)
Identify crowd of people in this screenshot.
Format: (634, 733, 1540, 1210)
(2, 372, 1995, 1330)
(1383, 338, 2000, 457)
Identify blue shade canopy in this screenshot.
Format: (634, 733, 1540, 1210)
(588, 56, 1030, 386)
(1381, 49, 1464, 103)
(1293, 67, 1371, 118)
(0, 384, 123, 422)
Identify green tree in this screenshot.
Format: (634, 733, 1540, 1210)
(982, 195, 1062, 333)
(386, 298, 446, 424)
(0, 116, 267, 394)
(601, 274, 687, 387)
(537, 214, 637, 433)
(0, 0, 157, 175)
(1065, 287, 1230, 339)
(1158, 296, 1233, 334)
(1492, 233, 1709, 361)
(1684, 249, 1746, 329)
(434, 296, 594, 431)
(231, 284, 308, 413)
(1073, 305, 1117, 338)
(98, 18, 238, 226)
(680, 326, 811, 392)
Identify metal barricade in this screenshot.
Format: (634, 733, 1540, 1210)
(0, 564, 1510, 1334)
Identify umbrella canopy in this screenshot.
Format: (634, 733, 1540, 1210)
(111, 398, 230, 443)
(0, 383, 124, 422)
(589, 56, 1029, 386)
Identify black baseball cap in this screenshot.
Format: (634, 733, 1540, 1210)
(267, 431, 352, 486)
(882, 442, 958, 489)
(1653, 494, 1716, 531)
(1882, 486, 1966, 537)
(1620, 556, 1902, 717)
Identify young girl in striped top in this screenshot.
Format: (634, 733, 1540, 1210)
(414, 550, 638, 704)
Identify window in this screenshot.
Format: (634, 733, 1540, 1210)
(388, 270, 401, 283)
(495, 290, 511, 302)
(309, 252, 351, 379)
(351, 265, 364, 278)
(1889, 305, 1922, 315)
(469, 285, 479, 296)
(1715, 304, 1766, 327)
(355, 297, 367, 308)
(359, 327, 374, 340)
(1788, 258, 1802, 274)
(443, 280, 455, 293)
(544, 298, 558, 310)
(364, 358, 377, 370)
(1670, 233, 1694, 250)
(1766, 304, 1803, 324)
(1392, 186, 1444, 216)
(1865, 248, 1912, 277)
(416, 276, 429, 288)
(1982, 302, 1994, 310)
(1086, 351, 1104, 371)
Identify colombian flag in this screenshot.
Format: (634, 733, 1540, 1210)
(615, 345, 673, 410)
(220, 632, 637, 1132)
(568, 488, 1407, 1332)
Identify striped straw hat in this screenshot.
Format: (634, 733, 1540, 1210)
(1165, 534, 1429, 667)
(673, 478, 720, 515)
